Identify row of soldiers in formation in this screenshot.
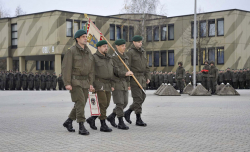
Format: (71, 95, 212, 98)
(0, 70, 66, 90)
(148, 63, 250, 92)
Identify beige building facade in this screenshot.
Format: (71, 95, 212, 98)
(0, 9, 249, 75)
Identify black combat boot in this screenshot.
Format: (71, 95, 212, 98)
(79, 122, 89, 135)
(107, 113, 117, 128)
(86, 116, 97, 130)
(136, 114, 147, 127)
(117, 117, 129, 130)
(100, 120, 112, 132)
(63, 118, 75, 132)
(180, 90, 183, 94)
(124, 109, 133, 124)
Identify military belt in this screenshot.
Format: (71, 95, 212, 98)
(95, 76, 111, 83)
(134, 73, 144, 76)
(72, 75, 88, 80)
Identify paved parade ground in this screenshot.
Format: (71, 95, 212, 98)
(0, 90, 250, 152)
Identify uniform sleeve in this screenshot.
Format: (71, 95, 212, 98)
(89, 56, 95, 86)
(62, 49, 73, 86)
(182, 69, 186, 78)
(126, 50, 132, 70)
(145, 64, 151, 80)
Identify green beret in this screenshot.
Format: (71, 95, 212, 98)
(132, 35, 143, 42)
(96, 40, 107, 47)
(74, 29, 87, 39)
(115, 39, 126, 46)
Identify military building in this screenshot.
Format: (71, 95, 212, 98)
(0, 9, 249, 75)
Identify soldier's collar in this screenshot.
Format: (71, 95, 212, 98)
(132, 44, 144, 53)
(76, 43, 89, 53)
(115, 50, 128, 59)
(95, 50, 111, 59)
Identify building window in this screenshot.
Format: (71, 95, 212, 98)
(217, 47, 224, 64)
(123, 26, 128, 42)
(110, 24, 115, 40)
(217, 19, 224, 36)
(161, 50, 167, 66)
(208, 47, 215, 62)
(208, 19, 215, 37)
(74, 20, 80, 34)
(45, 61, 50, 70)
(66, 19, 73, 37)
(147, 51, 153, 67)
(161, 25, 167, 41)
(200, 21, 206, 37)
(191, 49, 198, 65)
(153, 26, 159, 41)
(50, 61, 54, 70)
(146, 26, 152, 42)
(154, 51, 159, 67)
(41, 61, 45, 70)
(11, 24, 18, 48)
(200, 48, 207, 65)
(82, 21, 87, 30)
(116, 25, 121, 40)
(191, 21, 198, 38)
(36, 61, 41, 70)
(168, 24, 174, 40)
(168, 50, 174, 66)
(129, 26, 134, 42)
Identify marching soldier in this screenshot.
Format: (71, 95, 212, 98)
(208, 61, 218, 94)
(201, 60, 210, 90)
(62, 29, 94, 135)
(125, 35, 151, 127)
(243, 69, 247, 89)
(52, 72, 58, 90)
(1, 71, 6, 90)
(176, 62, 185, 93)
(46, 72, 52, 90)
(34, 72, 40, 90)
(107, 39, 132, 130)
(86, 40, 114, 132)
(58, 74, 64, 90)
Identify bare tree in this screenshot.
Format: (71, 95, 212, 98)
(15, 5, 26, 16)
(0, 0, 10, 18)
(121, 0, 167, 43)
(183, 7, 217, 71)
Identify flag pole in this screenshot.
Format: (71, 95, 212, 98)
(84, 14, 146, 94)
(193, 0, 197, 89)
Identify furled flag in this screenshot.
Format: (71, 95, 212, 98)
(86, 17, 103, 53)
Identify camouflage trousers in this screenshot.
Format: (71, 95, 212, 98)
(96, 91, 111, 120)
(129, 86, 146, 114)
(112, 90, 128, 118)
(68, 87, 88, 123)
